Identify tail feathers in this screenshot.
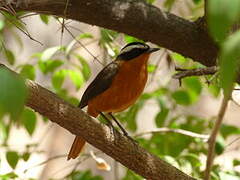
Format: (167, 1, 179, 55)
(67, 136, 86, 160)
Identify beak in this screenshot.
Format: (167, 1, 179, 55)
(147, 47, 160, 53)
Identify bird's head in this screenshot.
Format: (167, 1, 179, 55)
(117, 42, 160, 61)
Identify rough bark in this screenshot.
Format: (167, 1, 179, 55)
(0, 64, 195, 180)
(10, 0, 218, 67)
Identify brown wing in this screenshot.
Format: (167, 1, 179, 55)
(79, 61, 119, 109)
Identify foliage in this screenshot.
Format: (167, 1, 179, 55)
(0, 0, 240, 180)
(67, 170, 103, 180)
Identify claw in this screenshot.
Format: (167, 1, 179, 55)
(100, 112, 118, 143)
(108, 113, 138, 145)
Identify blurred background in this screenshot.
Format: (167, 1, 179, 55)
(0, 0, 240, 180)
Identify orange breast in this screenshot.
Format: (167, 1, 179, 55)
(87, 54, 150, 116)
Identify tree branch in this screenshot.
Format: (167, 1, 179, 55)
(173, 66, 218, 79)
(0, 63, 195, 180)
(135, 128, 209, 140)
(8, 0, 218, 67)
(204, 92, 232, 180)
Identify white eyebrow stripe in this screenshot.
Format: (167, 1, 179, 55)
(121, 45, 147, 53)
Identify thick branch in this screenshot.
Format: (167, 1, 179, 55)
(0, 64, 195, 179)
(11, 0, 218, 67)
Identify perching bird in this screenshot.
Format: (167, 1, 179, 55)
(67, 42, 159, 160)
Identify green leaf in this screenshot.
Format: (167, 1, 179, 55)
(141, 88, 168, 100)
(208, 0, 240, 42)
(162, 156, 179, 168)
(164, 0, 176, 11)
(147, 64, 157, 73)
(124, 105, 139, 132)
(0, 20, 5, 30)
(21, 108, 37, 136)
(0, 172, 18, 179)
(67, 70, 84, 90)
(181, 153, 201, 167)
(79, 33, 94, 39)
(155, 110, 169, 127)
(183, 77, 202, 95)
(178, 159, 192, 174)
(74, 55, 91, 80)
(0, 68, 27, 120)
(41, 46, 64, 61)
(170, 53, 186, 64)
(20, 64, 35, 80)
(172, 90, 191, 105)
(42, 116, 48, 123)
(219, 31, 240, 95)
(0, 120, 7, 142)
(145, 0, 156, 4)
(6, 151, 19, 169)
(233, 159, 240, 166)
(192, 0, 201, 4)
(117, 101, 144, 132)
(71, 170, 103, 180)
(220, 124, 240, 138)
(124, 35, 143, 44)
(215, 136, 225, 155)
(208, 84, 221, 98)
(4, 49, 15, 65)
(155, 100, 169, 127)
(180, 77, 202, 104)
(39, 14, 49, 24)
(150, 129, 193, 157)
(38, 59, 64, 74)
(100, 29, 118, 45)
(51, 69, 68, 90)
(68, 96, 79, 106)
(123, 170, 143, 180)
(31, 52, 41, 59)
(22, 152, 30, 161)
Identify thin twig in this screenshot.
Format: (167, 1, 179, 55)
(175, 67, 188, 72)
(204, 0, 208, 18)
(19, 13, 39, 19)
(205, 71, 219, 85)
(226, 136, 240, 148)
(23, 154, 67, 173)
(204, 92, 232, 180)
(0, 11, 43, 45)
(59, 0, 70, 45)
(4, 4, 16, 15)
(0, 7, 10, 12)
(231, 97, 240, 107)
(135, 128, 209, 140)
(173, 66, 218, 79)
(56, 19, 103, 65)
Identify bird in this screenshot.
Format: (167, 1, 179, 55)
(67, 42, 159, 160)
